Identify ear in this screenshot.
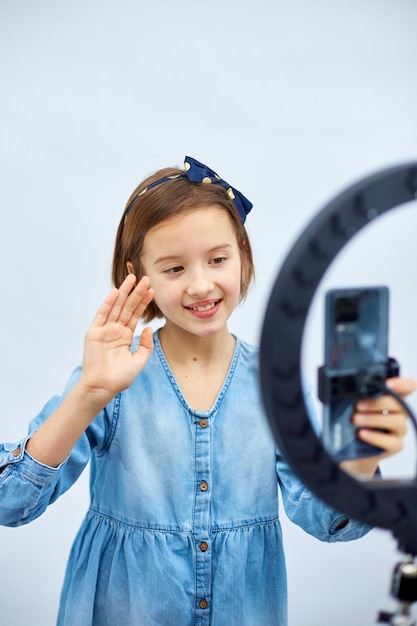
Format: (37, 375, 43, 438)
(126, 261, 135, 275)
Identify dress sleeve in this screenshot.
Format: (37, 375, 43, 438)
(0, 366, 114, 528)
(276, 452, 372, 542)
(276, 380, 372, 543)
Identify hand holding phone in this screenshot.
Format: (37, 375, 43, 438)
(319, 286, 397, 462)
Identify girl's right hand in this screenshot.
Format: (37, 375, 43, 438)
(78, 275, 155, 405)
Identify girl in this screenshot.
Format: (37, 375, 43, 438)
(0, 157, 414, 626)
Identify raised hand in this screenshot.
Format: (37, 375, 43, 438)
(25, 275, 156, 467)
(341, 376, 417, 478)
(79, 274, 155, 404)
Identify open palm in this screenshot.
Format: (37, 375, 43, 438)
(79, 275, 155, 404)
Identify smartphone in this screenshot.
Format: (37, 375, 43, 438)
(321, 286, 389, 462)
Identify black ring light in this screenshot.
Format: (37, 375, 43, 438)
(260, 162, 417, 555)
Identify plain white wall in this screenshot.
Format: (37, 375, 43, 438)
(1, 0, 417, 624)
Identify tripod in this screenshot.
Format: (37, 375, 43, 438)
(377, 557, 417, 625)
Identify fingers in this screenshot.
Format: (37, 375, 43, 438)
(356, 397, 404, 414)
(106, 275, 151, 325)
(385, 376, 417, 397)
(355, 377, 417, 414)
(353, 401, 409, 460)
(354, 412, 408, 437)
(351, 377, 416, 460)
(90, 287, 123, 329)
(358, 428, 406, 458)
(90, 275, 154, 330)
(119, 279, 155, 332)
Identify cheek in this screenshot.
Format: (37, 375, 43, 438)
(151, 280, 178, 311)
(224, 271, 243, 304)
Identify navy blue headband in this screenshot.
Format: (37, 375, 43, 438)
(125, 156, 253, 224)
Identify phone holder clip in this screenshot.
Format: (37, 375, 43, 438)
(318, 357, 400, 403)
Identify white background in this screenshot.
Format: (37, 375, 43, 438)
(1, 1, 417, 624)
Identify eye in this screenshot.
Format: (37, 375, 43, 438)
(211, 256, 227, 265)
(164, 265, 184, 274)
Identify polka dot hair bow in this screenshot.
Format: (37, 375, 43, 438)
(125, 156, 253, 224)
(183, 156, 253, 224)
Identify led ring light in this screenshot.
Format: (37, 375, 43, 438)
(260, 162, 417, 555)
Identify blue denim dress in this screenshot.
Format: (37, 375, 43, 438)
(0, 331, 370, 625)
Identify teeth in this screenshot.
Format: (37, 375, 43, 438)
(191, 302, 216, 312)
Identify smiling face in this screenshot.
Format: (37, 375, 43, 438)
(140, 205, 243, 339)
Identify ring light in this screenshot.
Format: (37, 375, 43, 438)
(260, 162, 417, 555)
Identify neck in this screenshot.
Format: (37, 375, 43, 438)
(158, 323, 235, 366)
(157, 324, 237, 412)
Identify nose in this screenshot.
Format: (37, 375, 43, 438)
(186, 267, 215, 298)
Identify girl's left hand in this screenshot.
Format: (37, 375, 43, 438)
(341, 376, 417, 478)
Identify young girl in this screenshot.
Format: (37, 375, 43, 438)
(0, 157, 414, 626)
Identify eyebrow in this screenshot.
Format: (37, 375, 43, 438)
(153, 243, 233, 265)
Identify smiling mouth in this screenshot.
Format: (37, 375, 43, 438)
(186, 300, 220, 312)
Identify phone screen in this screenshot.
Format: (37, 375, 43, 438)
(322, 286, 389, 461)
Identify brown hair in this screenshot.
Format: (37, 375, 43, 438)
(112, 165, 255, 323)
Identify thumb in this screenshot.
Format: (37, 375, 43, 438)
(135, 326, 154, 354)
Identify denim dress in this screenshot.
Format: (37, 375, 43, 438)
(0, 331, 370, 625)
